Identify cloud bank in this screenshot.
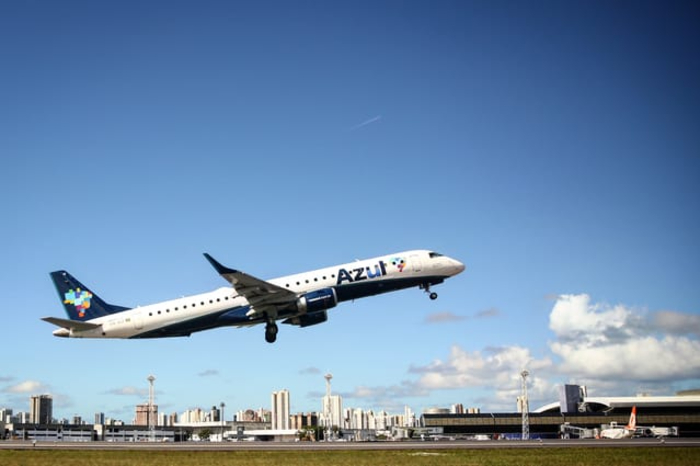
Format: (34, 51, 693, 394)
(549, 294, 700, 383)
(344, 294, 700, 411)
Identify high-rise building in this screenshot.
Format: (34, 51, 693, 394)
(30, 395, 52, 424)
(0, 408, 12, 424)
(271, 389, 290, 430)
(321, 395, 343, 428)
(210, 405, 221, 422)
(135, 403, 158, 426)
(290, 412, 318, 430)
(94, 412, 105, 425)
(450, 403, 465, 414)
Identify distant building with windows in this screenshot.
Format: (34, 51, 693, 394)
(321, 394, 343, 429)
(30, 395, 52, 424)
(271, 389, 290, 430)
(134, 403, 158, 426)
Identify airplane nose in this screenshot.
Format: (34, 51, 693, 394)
(450, 259, 466, 275)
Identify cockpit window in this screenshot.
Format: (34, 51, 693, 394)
(429, 252, 443, 258)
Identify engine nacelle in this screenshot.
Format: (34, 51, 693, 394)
(296, 287, 337, 314)
(285, 310, 328, 327)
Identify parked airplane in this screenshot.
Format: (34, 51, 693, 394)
(43, 250, 465, 343)
(599, 406, 637, 439)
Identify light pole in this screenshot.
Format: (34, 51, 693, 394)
(520, 370, 530, 441)
(147, 375, 156, 442)
(220, 402, 226, 442)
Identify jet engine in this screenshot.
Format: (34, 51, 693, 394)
(284, 310, 328, 327)
(296, 287, 337, 314)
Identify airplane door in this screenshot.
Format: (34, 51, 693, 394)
(411, 254, 422, 273)
(132, 311, 143, 330)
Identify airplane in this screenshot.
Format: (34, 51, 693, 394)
(43, 250, 465, 343)
(599, 406, 637, 439)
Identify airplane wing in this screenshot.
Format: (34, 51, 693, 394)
(42, 316, 102, 331)
(203, 253, 297, 316)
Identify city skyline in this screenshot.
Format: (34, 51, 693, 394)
(2, 385, 426, 431)
(2, 1, 699, 421)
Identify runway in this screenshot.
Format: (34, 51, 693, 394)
(1, 438, 699, 451)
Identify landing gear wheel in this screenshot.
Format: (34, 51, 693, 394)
(420, 283, 439, 300)
(265, 322, 278, 343)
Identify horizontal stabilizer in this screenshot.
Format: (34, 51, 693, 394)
(42, 316, 101, 332)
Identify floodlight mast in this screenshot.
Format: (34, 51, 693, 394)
(147, 375, 156, 442)
(520, 370, 530, 440)
(324, 373, 332, 440)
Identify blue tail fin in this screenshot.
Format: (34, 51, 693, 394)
(50, 270, 129, 321)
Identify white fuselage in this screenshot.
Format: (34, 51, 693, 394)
(53, 249, 464, 339)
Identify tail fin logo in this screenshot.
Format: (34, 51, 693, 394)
(64, 288, 93, 318)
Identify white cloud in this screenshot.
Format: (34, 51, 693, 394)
(425, 311, 467, 324)
(4, 380, 48, 394)
(549, 294, 639, 343)
(475, 308, 500, 319)
(548, 294, 700, 383)
(408, 345, 554, 408)
(105, 386, 148, 397)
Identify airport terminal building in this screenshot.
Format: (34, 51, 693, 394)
(422, 386, 700, 438)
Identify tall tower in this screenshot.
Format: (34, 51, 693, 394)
(323, 373, 332, 428)
(520, 370, 530, 440)
(321, 373, 343, 435)
(324, 373, 332, 399)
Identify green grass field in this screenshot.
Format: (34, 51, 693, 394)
(0, 448, 698, 466)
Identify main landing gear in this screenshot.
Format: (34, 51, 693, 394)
(265, 321, 278, 343)
(420, 283, 438, 300)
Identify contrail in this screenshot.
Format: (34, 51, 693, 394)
(347, 115, 382, 131)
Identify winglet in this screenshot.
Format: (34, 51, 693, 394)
(203, 253, 239, 275)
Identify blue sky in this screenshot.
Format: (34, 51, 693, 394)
(2, 0, 699, 422)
